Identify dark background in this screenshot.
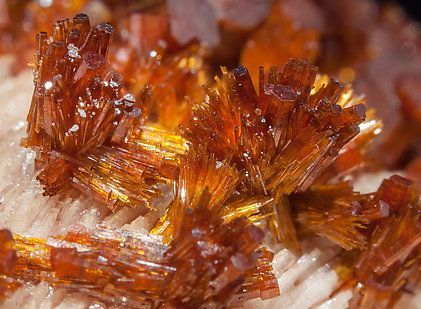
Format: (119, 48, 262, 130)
(379, 0, 421, 21)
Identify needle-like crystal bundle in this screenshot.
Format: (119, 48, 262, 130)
(290, 182, 370, 250)
(7, 10, 421, 309)
(0, 190, 276, 308)
(22, 14, 185, 211)
(183, 59, 368, 252)
(336, 175, 421, 308)
(151, 147, 276, 244)
(111, 48, 205, 131)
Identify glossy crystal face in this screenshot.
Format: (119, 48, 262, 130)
(0, 2, 420, 308)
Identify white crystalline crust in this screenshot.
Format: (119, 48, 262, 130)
(0, 56, 419, 309)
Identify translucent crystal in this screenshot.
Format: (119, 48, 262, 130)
(183, 59, 367, 251)
(0, 192, 277, 308)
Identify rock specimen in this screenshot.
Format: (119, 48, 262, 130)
(0, 4, 420, 308)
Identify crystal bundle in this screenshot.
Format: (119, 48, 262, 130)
(0, 194, 275, 308)
(0, 2, 420, 308)
(21, 14, 183, 212)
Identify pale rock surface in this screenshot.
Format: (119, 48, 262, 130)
(0, 57, 165, 308)
(0, 55, 419, 309)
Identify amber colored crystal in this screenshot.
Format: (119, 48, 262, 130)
(0, 0, 91, 75)
(290, 182, 370, 250)
(241, 0, 321, 85)
(2, 0, 421, 173)
(371, 175, 415, 212)
(24, 14, 138, 155)
(0, 192, 278, 308)
(313, 77, 383, 183)
(0, 230, 19, 303)
(0, 230, 17, 274)
(316, 1, 421, 168)
(184, 59, 366, 195)
(69, 146, 164, 211)
(0, 1, 169, 75)
(151, 146, 276, 244)
(183, 59, 367, 251)
(110, 47, 205, 131)
(161, 189, 267, 308)
(8, 6, 421, 309)
(242, 0, 421, 170)
(22, 14, 185, 212)
(315, 148, 365, 184)
(152, 148, 243, 242)
(352, 207, 421, 308)
(151, 144, 273, 243)
(336, 175, 421, 309)
(234, 247, 280, 303)
(36, 158, 73, 196)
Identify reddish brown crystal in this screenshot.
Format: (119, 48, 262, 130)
(235, 247, 280, 302)
(183, 59, 367, 251)
(316, 0, 421, 168)
(110, 47, 204, 131)
(152, 147, 245, 242)
(23, 14, 184, 211)
(240, 0, 421, 170)
(0, 229, 17, 274)
(290, 182, 370, 250)
(162, 189, 266, 308)
(336, 175, 421, 308)
(36, 158, 73, 196)
(372, 175, 415, 212)
(25, 14, 137, 155)
(241, 0, 322, 84)
(316, 107, 382, 184)
(0, 0, 91, 74)
(0, 192, 277, 308)
(7, 5, 421, 309)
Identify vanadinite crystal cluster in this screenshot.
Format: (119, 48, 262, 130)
(0, 1, 420, 308)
